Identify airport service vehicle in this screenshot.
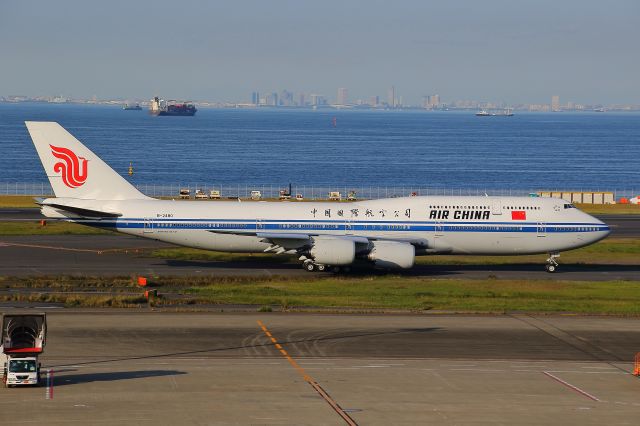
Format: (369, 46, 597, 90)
(179, 188, 190, 199)
(1, 314, 46, 387)
(26, 122, 610, 273)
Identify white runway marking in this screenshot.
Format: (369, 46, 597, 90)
(543, 371, 600, 401)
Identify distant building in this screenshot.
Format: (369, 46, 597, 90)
(422, 94, 440, 109)
(387, 86, 396, 107)
(551, 95, 560, 112)
(298, 93, 305, 107)
(251, 91, 259, 105)
(264, 93, 278, 106)
(280, 90, 293, 106)
(310, 94, 326, 106)
(337, 88, 348, 105)
(369, 95, 379, 107)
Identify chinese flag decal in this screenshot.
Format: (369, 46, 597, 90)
(511, 210, 526, 220)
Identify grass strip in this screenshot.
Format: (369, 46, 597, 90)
(184, 277, 640, 314)
(0, 293, 149, 308)
(1, 275, 640, 314)
(0, 221, 113, 235)
(576, 203, 640, 215)
(0, 196, 43, 208)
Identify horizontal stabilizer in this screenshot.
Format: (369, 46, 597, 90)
(44, 203, 122, 218)
(37, 198, 122, 218)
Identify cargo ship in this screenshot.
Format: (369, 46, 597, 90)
(149, 96, 197, 116)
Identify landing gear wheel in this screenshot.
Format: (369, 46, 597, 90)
(331, 266, 341, 273)
(316, 264, 326, 272)
(545, 252, 560, 273)
(303, 260, 315, 272)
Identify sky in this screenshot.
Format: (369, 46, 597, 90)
(1, 0, 639, 105)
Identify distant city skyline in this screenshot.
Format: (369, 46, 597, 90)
(1, 1, 638, 104)
(4, 91, 638, 112)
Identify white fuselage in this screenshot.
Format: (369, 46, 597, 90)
(44, 195, 610, 256)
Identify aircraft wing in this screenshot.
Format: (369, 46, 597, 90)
(207, 229, 424, 252)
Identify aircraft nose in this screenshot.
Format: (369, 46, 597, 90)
(587, 214, 611, 239)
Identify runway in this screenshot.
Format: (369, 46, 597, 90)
(0, 234, 639, 280)
(0, 312, 638, 425)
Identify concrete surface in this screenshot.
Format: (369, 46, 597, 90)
(0, 312, 638, 425)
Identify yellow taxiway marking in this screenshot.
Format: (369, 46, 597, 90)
(257, 320, 358, 426)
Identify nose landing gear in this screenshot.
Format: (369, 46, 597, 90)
(545, 252, 560, 273)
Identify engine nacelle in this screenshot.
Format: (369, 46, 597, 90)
(367, 241, 415, 269)
(310, 238, 356, 265)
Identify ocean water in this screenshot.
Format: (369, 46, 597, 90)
(0, 103, 638, 193)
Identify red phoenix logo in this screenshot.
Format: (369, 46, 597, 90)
(50, 145, 89, 188)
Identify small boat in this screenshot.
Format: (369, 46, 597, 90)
(495, 108, 514, 116)
(123, 104, 142, 111)
(476, 108, 513, 117)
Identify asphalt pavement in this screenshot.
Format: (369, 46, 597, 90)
(0, 312, 638, 425)
(0, 234, 638, 280)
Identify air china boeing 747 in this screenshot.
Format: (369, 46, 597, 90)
(26, 121, 610, 273)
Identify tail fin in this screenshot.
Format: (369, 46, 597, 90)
(26, 122, 148, 200)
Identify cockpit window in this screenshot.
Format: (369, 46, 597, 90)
(564, 203, 575, 209)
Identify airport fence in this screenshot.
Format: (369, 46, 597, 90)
(0, 181, 637, 201)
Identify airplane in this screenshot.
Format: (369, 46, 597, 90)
(26, 121, 610, 273)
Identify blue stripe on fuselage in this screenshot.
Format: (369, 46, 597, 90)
(75, 218, 610, 234)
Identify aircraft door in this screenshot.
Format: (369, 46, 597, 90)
(435, 222, 444, 237)
(256, 219, 265, 231)
(143, 218, 154, 234)
(344, 219, 353, 235)
(491, 199, 502, 215)
(537, 222, 547, 237)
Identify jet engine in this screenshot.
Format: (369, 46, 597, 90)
(309, 238, 356, 265)
(367, 241, 415, 269)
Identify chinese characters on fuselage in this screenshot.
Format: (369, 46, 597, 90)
(310, 208, 411, 219)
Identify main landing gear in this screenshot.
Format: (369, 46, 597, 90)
(545, 252, 560, 273)
(302, 260, 350, 274)
(303, 259, 324, 272)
